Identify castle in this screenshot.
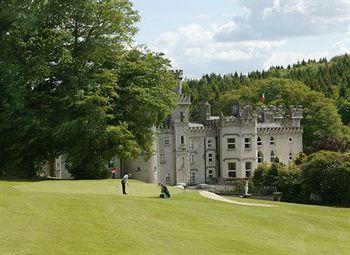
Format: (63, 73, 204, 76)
(48, 70, 303, 185)
(122, 70, 303, 185)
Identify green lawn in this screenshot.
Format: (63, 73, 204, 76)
(1, 180, 349, 255)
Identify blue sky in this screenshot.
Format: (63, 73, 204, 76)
(131, 0, 350, 78)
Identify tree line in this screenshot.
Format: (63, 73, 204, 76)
(183, 55, 350, 153)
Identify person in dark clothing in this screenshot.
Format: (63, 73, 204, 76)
(158, 183, 171, 198)
(121, 173, 131, 195)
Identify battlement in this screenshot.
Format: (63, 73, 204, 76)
(256, 105, 303, 123)
(257, 126, 303, 135)
(178, 94, 191, 105)
(189, 125, 211, 134)
(155, 126, 172, 133)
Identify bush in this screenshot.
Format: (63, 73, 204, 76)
(68, 154, 110, 179)
(276, 165, 303, 202)
(252, 162, 303, 202)
(301, 151, 350, 205)
(252, 163, 269, 186)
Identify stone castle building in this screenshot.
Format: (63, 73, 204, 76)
(123, 71, 303, 185)
(48, 70, 303, 185)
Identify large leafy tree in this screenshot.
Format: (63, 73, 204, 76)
(219, 78, 350, 152)
(0, 0, 176, 178)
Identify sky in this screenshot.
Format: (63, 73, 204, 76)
(131, 0, 350, 78)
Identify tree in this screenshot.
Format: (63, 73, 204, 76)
(301, 151, 350, 205)
(0, 0, 177, 178)
(218, 78, 349, 152)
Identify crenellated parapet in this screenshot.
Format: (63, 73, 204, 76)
(177, 94, 191, 105)
(189, 125, 211, 134)
(289, 105, 303, 119)
(257, 126, 303, 135)
(218, 114, 256, 127)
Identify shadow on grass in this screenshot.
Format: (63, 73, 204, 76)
(0, 177, 49, 183)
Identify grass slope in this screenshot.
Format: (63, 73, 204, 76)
(1, 180, 349, 255)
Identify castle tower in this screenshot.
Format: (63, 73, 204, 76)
(171, 70, 191, 184)
(290, 105, 303, 127)
(199, 100, 211, 123)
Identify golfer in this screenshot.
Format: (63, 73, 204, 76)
(121, 173, 131, 195)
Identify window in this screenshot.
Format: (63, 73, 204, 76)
(228, 162, 236, 171)
(208, 140, 212, 147)
(228, 162, 236, 178)
(289, 152, 293, 160)
(190, 154, 195, 164)
(189, 139, 193, 150)
(257, 151, 263, 163)
(227, 138, 235, 149)
(160, 154, 165, 164)
(166, 173, 170, 182)
(165, 136, 170, 145)
(180, 111, 185, 122)
(289, 137, 293, 143)
(108, 160, 114, 169)
(228, 171, 236, 178)
(190, 172, 195, 183)
(208, 153, 213, 162)
(181, 136, 185, 145)
(270, 151, 276, 162)
(136, 167, 141, 172)
(257, 136, 262, 146)
(208, 170, 213, 178)
(245, 162, 252, 178)
(270, 136, 275, 145)
(245, 137, 252, 149)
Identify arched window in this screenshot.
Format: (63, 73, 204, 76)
(289, 152, 293, 160)
(270, 136, 275, 145)
(258, 151, 263, 163)
(270, 150, 276, 162)
(181, 136, 184, 145)
(257, 136, 262, 146)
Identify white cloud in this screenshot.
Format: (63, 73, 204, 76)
(151, 23, 285, 65)
(215, 0, 350, 42)
(144, 1, 350, 77)
(331, 35, 350, 55)
(263, 51, 329, 69)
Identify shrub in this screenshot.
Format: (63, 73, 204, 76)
(301, 151, 350, 205)
(253, 162, 303, 202)
(276, 165, 303, 202)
